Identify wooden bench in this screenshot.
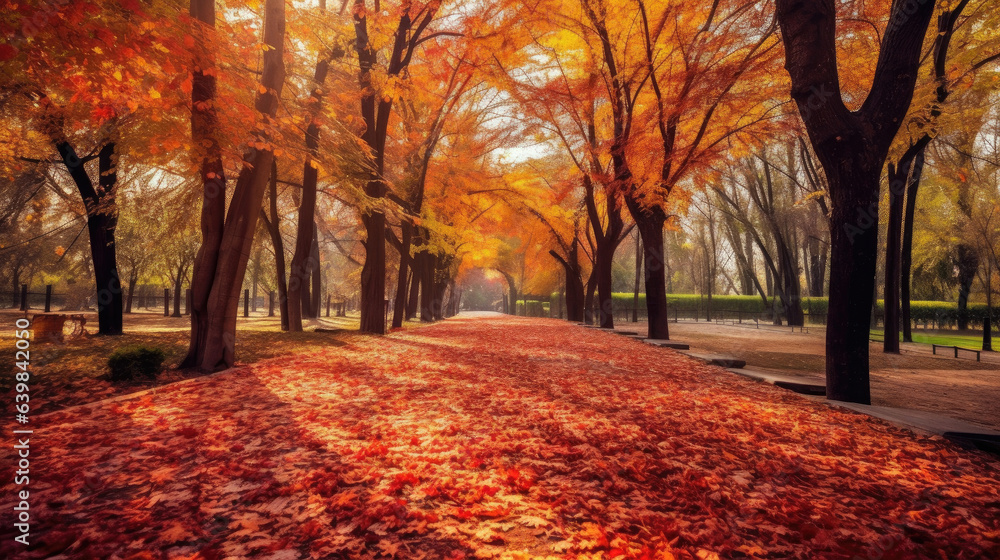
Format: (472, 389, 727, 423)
(932, 344, 980, 362)
(30, 314, 88, 342)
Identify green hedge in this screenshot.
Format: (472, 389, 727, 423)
(874, 300, 998, 323)
(607, 293, 829, 318)
(530, 292, 997, 325)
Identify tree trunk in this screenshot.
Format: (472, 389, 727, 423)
(421, 253, 436, 321)
(595, 237, 615, 328)
(406, 250, 421, 320)
(184, 0, 230, 367)
(53, 141, 124, 335)
(392, 224, 412, 328)
(901, 150, 924, 342)
(261, 161, 289, 330)
(883, 159, 912, 352)
(637, 214, 670, 340)
(632, 231, 641, 322)
(288, 47, 330, 331)
(185, 0, 286, 370)
(955, 244, 979, 330)
(125, 274, 137, 313)
(550, 241, 585, 322)
(777, 0, 934, 404)
(824, 168, 881, 403)
(172, 269, 183, 317)
(310, 227, 321, 317)
(583, 269, 596, 324)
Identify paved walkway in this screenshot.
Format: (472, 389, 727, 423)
(614, 319, 1000, 431)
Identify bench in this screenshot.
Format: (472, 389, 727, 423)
(31, 314, 88, 342)
(932, 344, 980, 362)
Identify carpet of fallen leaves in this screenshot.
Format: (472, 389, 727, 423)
(2, 315, 999, 560)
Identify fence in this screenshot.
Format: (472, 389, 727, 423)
(4, 284, 352, 320)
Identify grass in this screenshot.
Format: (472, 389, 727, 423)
(0, 310, 425, 414)
(870, 328, 991, 350)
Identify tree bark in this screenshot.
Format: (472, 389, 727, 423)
(354, 1, 440, 333)
(635, 212, 669, 340)
(260, 161, 289, 330)
(583, 268, 596, 324)
(172, 267, 183, 317)
(421, 252, 436, 321)
(549, 239, 585, 322)
(955, 245, 978, 330)
(125, 274, 136, 314)
(183, 0, 230, 367)
(310, 227, 321, 317)
(406, 249, 421, 320)
(632, 231, 641, 322)
(901, 150, 925, 342)
(52, 140, 123, 335)
(391, 224, 412, 328)
(777, 0, 935, 403)
(185, 0, 286, 370)
(288, 21, 331, 331)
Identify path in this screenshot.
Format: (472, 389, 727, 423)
(623, 320, 1000, 431)
(2, 315, 998, 559)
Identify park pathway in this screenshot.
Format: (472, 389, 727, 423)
(2, 314, 999, 559)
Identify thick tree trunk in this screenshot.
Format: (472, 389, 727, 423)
(184, 0, 230, 367)
(595, 238, 615, 328)
(778, 0, 934, 404)
(637, 215, 669, 340)
(185, 0, 286, 370)
(433, 277, 447, 320)
(825, 168, 881, 403)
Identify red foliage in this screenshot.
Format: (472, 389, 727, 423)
(1, 316, 998, 559)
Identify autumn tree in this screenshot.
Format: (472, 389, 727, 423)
(184, 0, 286, 370)
(777, 0, 937, 403)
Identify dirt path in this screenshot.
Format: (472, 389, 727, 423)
(1, 315, 998, 559)
(622, 320, 1000, 431)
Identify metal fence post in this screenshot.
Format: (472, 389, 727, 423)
(44, 285, 52, 312)
(20, 284, 28, 311)
(244, 289, 250, 318)
(164, 289, 170, 316)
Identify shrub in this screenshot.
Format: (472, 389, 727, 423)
(108, 345, 166, 382)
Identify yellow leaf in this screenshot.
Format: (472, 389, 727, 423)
(258, 84, 268, 95)
(148, 87, 161, 99)
(113, 70, 122, 81)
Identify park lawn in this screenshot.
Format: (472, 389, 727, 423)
(0, 312, 382, 415)
(870, 328, 990, 350)
(2, 315, 998, 560)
